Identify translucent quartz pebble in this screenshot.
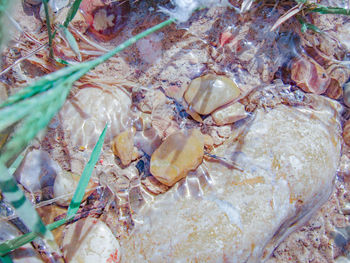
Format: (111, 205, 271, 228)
(0, 220, 43, 263)
(184, 74, 240, 115)
(62, 218, 121, 263)
(211, 102, 248, 126)
(14, 149, 61, 194)
(150, 129, 204, 186)
(59, 87, 131, 149)
(119, 95, 342, 262)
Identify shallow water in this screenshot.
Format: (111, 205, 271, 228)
(1, 0, 350, 262)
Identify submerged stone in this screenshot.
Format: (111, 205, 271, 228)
(62, 218, 121, 263)
(53, 170, 96, 206)
(211, 102, 248, 125)
(184, 74, 240, 115)
(120, 94, 342, 262)
(291, 55, 330, 95)
(59, 87, 131, 149)
(112, 129, 135, 166)
(0, 220, 43, 263)
(150, 129, 204, 186)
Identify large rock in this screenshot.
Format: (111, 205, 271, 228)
(119, 96, 342, 262)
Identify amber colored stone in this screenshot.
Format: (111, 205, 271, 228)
(112, 129, 135, 166)
(150, 129, 204, 186)
(184, 74, 240, 115)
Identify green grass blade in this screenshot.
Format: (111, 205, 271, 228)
(0, 218, 67, 257)
(0, 15, 175, 258)
(311, 5, 350, 15)
(66, 124, 107, 220)
(0, 126, 107, 255)
(90, 18, 175, 68)
(0, 64, 84, 108)
(8, 151, 24, 175)
(0, 232, 36, 257)
(0, 84, 71, 165)
(63, 0, 83, 28)
(58, 25, 81, 61)
(1, 17, 175, 109)
(0, 86, 57, 131)
(297, 16, 322, 33)
(0, 82, 52, 108)
(43, 0, 54, 58)
(0, 164, 54, 248)
(0, 255, 13, 263)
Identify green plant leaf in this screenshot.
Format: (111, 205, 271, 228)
(43, 0, 54, 58)
(7, 151, 24, 175)
(0, 16, 175, 256)
(0, 163, 54, 256)
(297, 16, 322, 33)
(63, 0, 83, 28)
(66, 124, 107, 220)
(0, 125, 107, 255)
(311, 5, 350, 15)
(0, 83, 72, 166)
(58, 25, 82, 61)
(0, 255, 13, 263)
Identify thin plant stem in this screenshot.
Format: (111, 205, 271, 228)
(43, 0, 53, 58)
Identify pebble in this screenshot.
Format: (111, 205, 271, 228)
(112, 129, 135, 166)
(184, 74, 240, 115)
(37, 204, 67, 243)
(291, 55, 330, 94)
(343, 119, 350, 147)
(343, 82, 350, 107)
(150, 129, 204, 186)
(59, 87, 131, 149)
(14, 150, 61, 195)
(53, 170, 96, 206)
(341, 203, 350, 215)
(325, 79, 343, 100)
(211, 102, 248, 125)
(62, 218, 121, 263)
(134, 127, 162, 156)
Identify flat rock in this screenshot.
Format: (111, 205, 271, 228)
(120, 95, 342, 262)
(62, 218, 121, 263)
(150, 129, 204, 186)
(184, 74, 240, 115)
